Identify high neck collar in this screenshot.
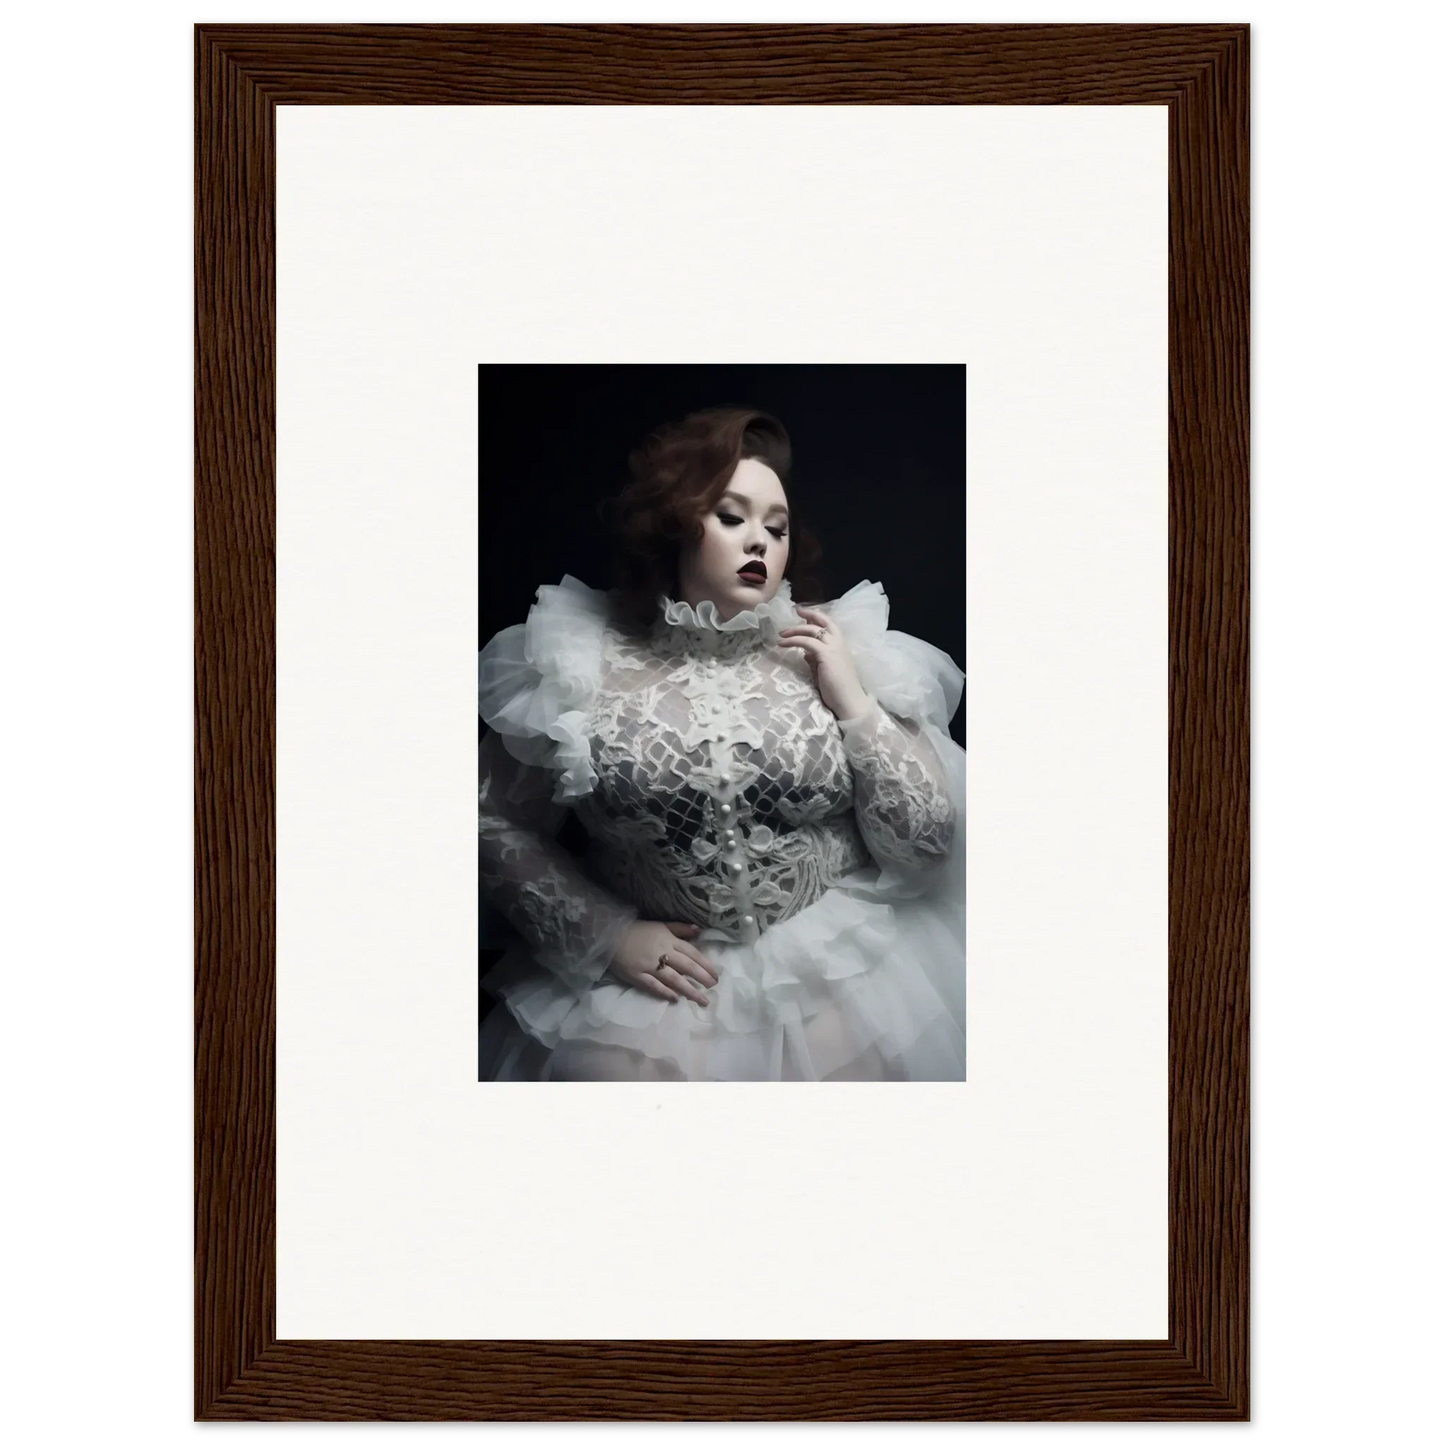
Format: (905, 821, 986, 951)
(650, 580, 801, 658)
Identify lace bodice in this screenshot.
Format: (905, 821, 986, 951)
(478, 578, 962, 991)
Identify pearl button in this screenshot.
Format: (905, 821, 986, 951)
(742, 915, 755, 927)
(723, 829, 736, 844)
(719, 804, 732, 818)
(729, 862, 744, 876)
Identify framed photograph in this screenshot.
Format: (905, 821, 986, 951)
(196, 23, 1247, 1420)
(474, 363, 969, 1083)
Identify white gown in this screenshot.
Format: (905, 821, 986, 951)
(476, 575, 967, 1081)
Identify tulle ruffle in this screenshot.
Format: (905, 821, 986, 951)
(821, 581, 964, 734)
(655, 582, 800, 641)
(477, 575, 611, 801)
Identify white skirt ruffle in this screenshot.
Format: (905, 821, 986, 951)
(478, 867, 966, 1082)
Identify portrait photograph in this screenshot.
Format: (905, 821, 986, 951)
(476, 364, 967, 1081)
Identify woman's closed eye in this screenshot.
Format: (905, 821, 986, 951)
(718, 511, 786, 540)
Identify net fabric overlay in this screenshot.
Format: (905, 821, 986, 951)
(477, 575, 968, 1081)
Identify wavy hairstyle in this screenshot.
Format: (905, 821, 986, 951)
(602, 406, 826, 633)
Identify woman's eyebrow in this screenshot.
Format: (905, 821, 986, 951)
(719, 491, 790, 518)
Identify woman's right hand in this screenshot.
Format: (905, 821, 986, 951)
(608, 920, 719, 1005)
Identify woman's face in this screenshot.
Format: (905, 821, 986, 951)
(677, 457, 792, 621)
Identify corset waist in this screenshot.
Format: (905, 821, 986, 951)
(587, 813, 872, 943)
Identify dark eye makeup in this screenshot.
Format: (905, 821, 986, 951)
(717, 511, 788, 540)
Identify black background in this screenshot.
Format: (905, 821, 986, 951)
(478, 363, 966, 746)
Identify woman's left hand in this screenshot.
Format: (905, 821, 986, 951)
(779, 606, 875, 724)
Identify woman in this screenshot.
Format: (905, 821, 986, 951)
(477, 406, 966, 1081)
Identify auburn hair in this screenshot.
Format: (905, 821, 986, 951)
(602, 406, 826, 633)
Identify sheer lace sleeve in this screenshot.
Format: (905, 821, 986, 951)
(478, 729, 637, 991)
(838, 700, 956, 883)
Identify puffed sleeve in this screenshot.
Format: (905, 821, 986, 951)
(477, 576, 637, 988)
(477, 574, 613, 801)
(821, 582, 966, 895)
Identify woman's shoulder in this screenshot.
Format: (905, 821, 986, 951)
(818, 580, 964, 731)
(484, 573, 613, 642)
(533, 573, 616, 623)
(814, 579, 889, 630)
(477, 575, 617, 799)
(478, 575, 619, 663)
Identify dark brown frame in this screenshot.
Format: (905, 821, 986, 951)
(196, 23, 1248, 1421)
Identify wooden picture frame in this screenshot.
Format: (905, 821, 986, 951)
(195, 23, 1248, 1421)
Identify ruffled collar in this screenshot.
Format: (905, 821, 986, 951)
(650, 580, 802, 658)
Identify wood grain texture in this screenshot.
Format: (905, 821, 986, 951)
(195, 22, 1248, 1421)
